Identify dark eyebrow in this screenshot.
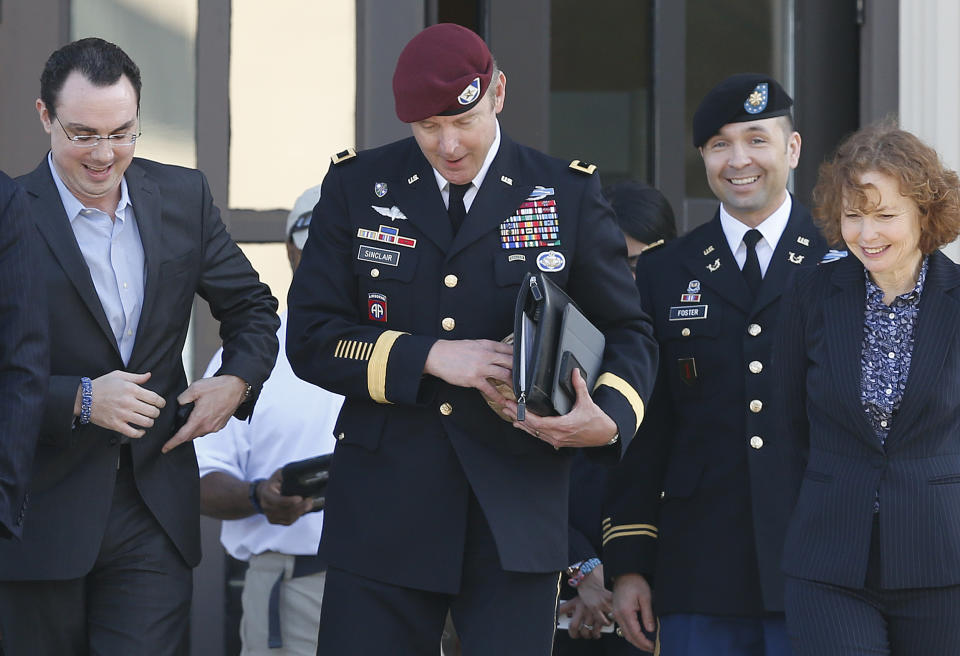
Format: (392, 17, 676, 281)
(63, 118, 137, 134)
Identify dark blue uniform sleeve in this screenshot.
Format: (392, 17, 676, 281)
(0, 175, 49, 539)
(564, 172, 658, 457)
(601, 251, 672, 578)
(286, 161, 437, 405)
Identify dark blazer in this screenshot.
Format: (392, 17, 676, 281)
(0, 157, 279, 579)
(0, 171, 49, 540)
(603, 203, 828, 616)
(776, 249, 960, 590)
(287, 134, 657, 594)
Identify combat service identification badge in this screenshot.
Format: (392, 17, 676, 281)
(368, 293, 388, 322)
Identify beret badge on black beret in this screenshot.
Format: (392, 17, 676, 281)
(744, 83, 769, 114)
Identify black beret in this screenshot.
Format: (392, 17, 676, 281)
(692, 73, 793, 148)
(393, 23, 494, 123)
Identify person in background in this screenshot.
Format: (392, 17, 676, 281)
(604, 180, 677, 275)
(0, 170, 48, 543)
(555, 180, 676, 655)
(286, 23, 657, 655)
(775, 121, 960, 655)
(195, 184, 342, 656)
(0, 38, 279, 656)
(604, 73, 828, 655)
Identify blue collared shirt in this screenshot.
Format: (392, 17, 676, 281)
(859, 256, 928, 446)
(48, 154, 145, 365)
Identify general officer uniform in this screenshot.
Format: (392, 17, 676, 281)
(286, 23, 657, 656)
(603, 75, 829, 656)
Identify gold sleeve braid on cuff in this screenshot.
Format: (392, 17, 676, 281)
(594, 372, 645, 434)
(601, 517, 658, 547)
(367, 330, 408, 404)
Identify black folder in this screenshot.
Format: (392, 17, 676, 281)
(512, 272, 605, 419)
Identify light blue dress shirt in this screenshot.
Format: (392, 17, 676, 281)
(48, 155, 145, 365)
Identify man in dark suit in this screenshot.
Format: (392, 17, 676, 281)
(604, 74, 828, 655)
(0, 171, 48, 542)
(286, 23, 657, 655)
(0, 38, 279, 655)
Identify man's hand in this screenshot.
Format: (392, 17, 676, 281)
(502, 369, 617, 449)
(558, 596, 604, 640)
(77, 371, 166, 439)
(256, 468, 314, 525)
(423, 339, 513, 403)
(612, 573, 656, 652)
(162, 375, 248, 453)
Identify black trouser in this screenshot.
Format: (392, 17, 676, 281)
(317, 490, 560, 655)
(0, 449, 192, 656)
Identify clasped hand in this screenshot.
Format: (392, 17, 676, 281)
(75, 370, 249, 453)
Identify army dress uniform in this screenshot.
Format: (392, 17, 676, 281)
(286, 133, 656, 626)
(603, 199, 827, 618)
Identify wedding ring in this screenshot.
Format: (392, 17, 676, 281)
(581, 623, 593, 630)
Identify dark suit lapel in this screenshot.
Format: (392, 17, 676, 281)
(823, 255, 881, 449)
(681, 214, 753, 314)
(886, 251, 960, 448)
(383, 141, 452, 253)
(126, 162, 162, 369)
(753, 203, 820, 313)
(22, 158, 121, 358)
(448, 135, 532, 259)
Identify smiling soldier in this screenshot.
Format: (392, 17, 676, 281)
(603, 74, 830, 656)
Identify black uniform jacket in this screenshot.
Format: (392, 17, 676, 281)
(0, 157, 279, 579)
(286, 134, 657, 594)
(603, 201, 827, 615)
(776, 249, 960, 590)
(0, 171, 48, 540)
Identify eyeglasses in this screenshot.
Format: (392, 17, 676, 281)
(56, 115, 140, 148)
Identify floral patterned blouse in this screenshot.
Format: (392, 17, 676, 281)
(860, 256, 929, 446)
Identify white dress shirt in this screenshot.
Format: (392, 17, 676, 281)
(719, 193, 792, 278)
(194, 312, 343, 560)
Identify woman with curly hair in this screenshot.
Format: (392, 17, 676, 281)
(774, 121, 960, 655)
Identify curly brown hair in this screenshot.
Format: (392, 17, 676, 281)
(813, 120, 960, 254)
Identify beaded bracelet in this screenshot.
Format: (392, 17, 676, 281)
(568, 557, 602, 588)
(79, 377, 93, 425)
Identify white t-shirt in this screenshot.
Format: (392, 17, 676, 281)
(194, 312, 343, 560)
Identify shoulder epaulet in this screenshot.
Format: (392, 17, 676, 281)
(331, 148, 357, 165)
(640, 238, 666, 254)
(569, 159, 597, 175)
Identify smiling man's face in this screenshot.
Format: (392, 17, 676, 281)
(39, 70, 139, 215)
(699, 116, 801, 227)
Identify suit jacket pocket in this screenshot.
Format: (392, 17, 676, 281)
(928, 473, 960, 486)
(160, 249, 196, 279)
(333, 400, 387, 452)
(803, 468, 833, 483)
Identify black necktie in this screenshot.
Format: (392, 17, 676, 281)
(448, 183, 471, 233)
(742, 229, 762, 296)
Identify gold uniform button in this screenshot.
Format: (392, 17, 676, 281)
(748, 360, 763, 374)
(444, 274, 459, 288)
(441, 317, 456, 331)
(659, 491, 665, 499)
(370, 268, 380, 278)
(749, 399, 763, 413)
(440, 402, 453, 416)
(750, 435, 764, 449)
(681, 328, 691, 337)
(747, 323, 762, 336)
(337, 432, 345, 441)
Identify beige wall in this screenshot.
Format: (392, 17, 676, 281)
(229, 0, 356, 210)
(72, 0, 198, 168)
(899, 0, 960, 260)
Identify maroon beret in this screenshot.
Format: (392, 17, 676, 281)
(393, 23, 494, 123)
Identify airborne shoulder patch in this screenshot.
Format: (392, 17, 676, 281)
(331, 148, 358, 165)
(568, 159, 597, 175)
